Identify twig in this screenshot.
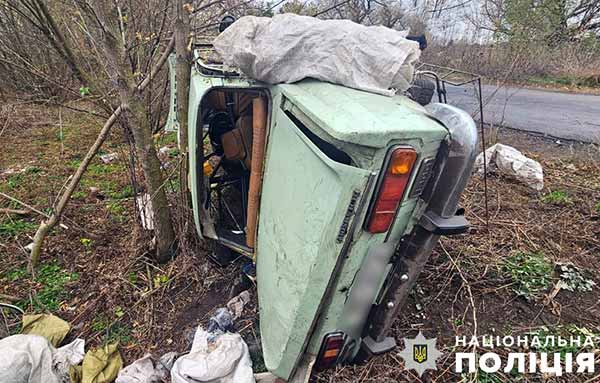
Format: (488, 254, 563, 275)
(0, 191, 68, 229)
(0, 208, 31, 215)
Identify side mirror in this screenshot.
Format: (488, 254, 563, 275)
(219, 15, 236, 33)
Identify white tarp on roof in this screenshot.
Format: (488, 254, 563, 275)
(214, 14, 421, 96)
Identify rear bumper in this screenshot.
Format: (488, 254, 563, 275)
(342, 103, 479, 359)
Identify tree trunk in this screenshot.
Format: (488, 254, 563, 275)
(101, 31, 176, 262)
(29, 39, 175, 269)
(175, 0, 193, 209)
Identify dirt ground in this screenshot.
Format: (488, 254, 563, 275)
(1, 104, 599, 382)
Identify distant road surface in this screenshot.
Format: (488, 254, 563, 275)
(445, 85, 600, 143)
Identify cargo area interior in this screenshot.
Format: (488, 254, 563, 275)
(199, 88, 268, 261)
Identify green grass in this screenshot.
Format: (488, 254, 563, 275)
(541, 190, 572, 205)
(503, 252, 553, 300)
(108, 184, 134, 199)
(80, 237, 92, 247)
(87, 163, 124, 175)
(3, 266, 28, 281)
(106, 201, 128, 223)
(156, 132, 178, 146)
(91, 313, 133, 345)
(595, 201, 600, 213)
(0, 262, 79, 312)
(26, 262, 79, 312)
(5, 174, 24, 190)
(0, 219, 37, 237)
(72, 190, 87, 199)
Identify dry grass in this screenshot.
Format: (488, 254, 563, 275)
(423, 42, 600, 91)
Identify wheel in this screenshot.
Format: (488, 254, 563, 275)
(408, 78, 435, 106)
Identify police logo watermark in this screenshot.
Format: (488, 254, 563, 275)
(413, 344, 427, 363)
(399, 331, 442, 377)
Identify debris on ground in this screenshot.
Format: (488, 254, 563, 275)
(171, 290, 255, 383)
(70, 342, 123, 383)
(474, 143, 544, 190)
(227, 290, 251, 321)
(100, 153, 119, 164)
(171, 326, 254, 383)
(0, 314, 124, 383)
(0, 335, 85, 383)
(136, 194, 154, 230)
(116, 352, 177, 383)
(21, 313, 71, 347)
(214, 14, 420, 96)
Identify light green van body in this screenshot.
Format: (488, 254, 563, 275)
(183, 61, 452, 380)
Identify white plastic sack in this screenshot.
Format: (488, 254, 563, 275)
(474, 143, 544, 191)
(214, 14, 420, 96)
(0, 335, 85, 383)
(171, 327, 254, 383)
(116, 352, 177, 383)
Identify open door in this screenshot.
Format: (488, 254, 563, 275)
(256, 100, 372, 380)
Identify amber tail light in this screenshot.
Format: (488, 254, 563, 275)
(366, 147, 417, 233)
(315, 332, 345, 370)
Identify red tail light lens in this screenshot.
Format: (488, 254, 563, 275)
(315, 332, 345, 370)
(367, 147, 417, 233)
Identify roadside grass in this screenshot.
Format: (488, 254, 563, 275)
(527, 74, 600, 89)
(503, 252, 553, 300)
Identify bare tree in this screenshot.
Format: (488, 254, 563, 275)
(80, 1, 176, 262)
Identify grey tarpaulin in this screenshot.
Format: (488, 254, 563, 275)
(214, 14, 421, 96)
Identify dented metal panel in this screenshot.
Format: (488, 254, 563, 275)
(256, 92, 371, 379)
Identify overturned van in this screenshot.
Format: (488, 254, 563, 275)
(165, 34, 478, 380)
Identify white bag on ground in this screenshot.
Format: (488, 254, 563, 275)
(474, 143, 544, 191)
(116, 352, 177, 383)
(0, 335, 85, 383)
(214, 14, 420, 96)
(171, 327, 254, 383)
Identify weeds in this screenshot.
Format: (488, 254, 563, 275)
(107, 201, 126, 219)
(80, 237, 92, 247)
(72, 190, 87, 199)
(3, 266, 28, 281)
(127, 271, 138, 285)
(0, 219, 37, 237)
(108, 185, 134, 200)
(558, 264, 596, 292)
(91, 313, 132, 345)
(541, 190, 572, 205)
(31, 262, 79, 311)
(503, 252, 553, 299)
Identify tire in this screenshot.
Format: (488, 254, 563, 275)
(408, 79, 435, 106)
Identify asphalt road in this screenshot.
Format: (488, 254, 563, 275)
(445, 85, 600, 143)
